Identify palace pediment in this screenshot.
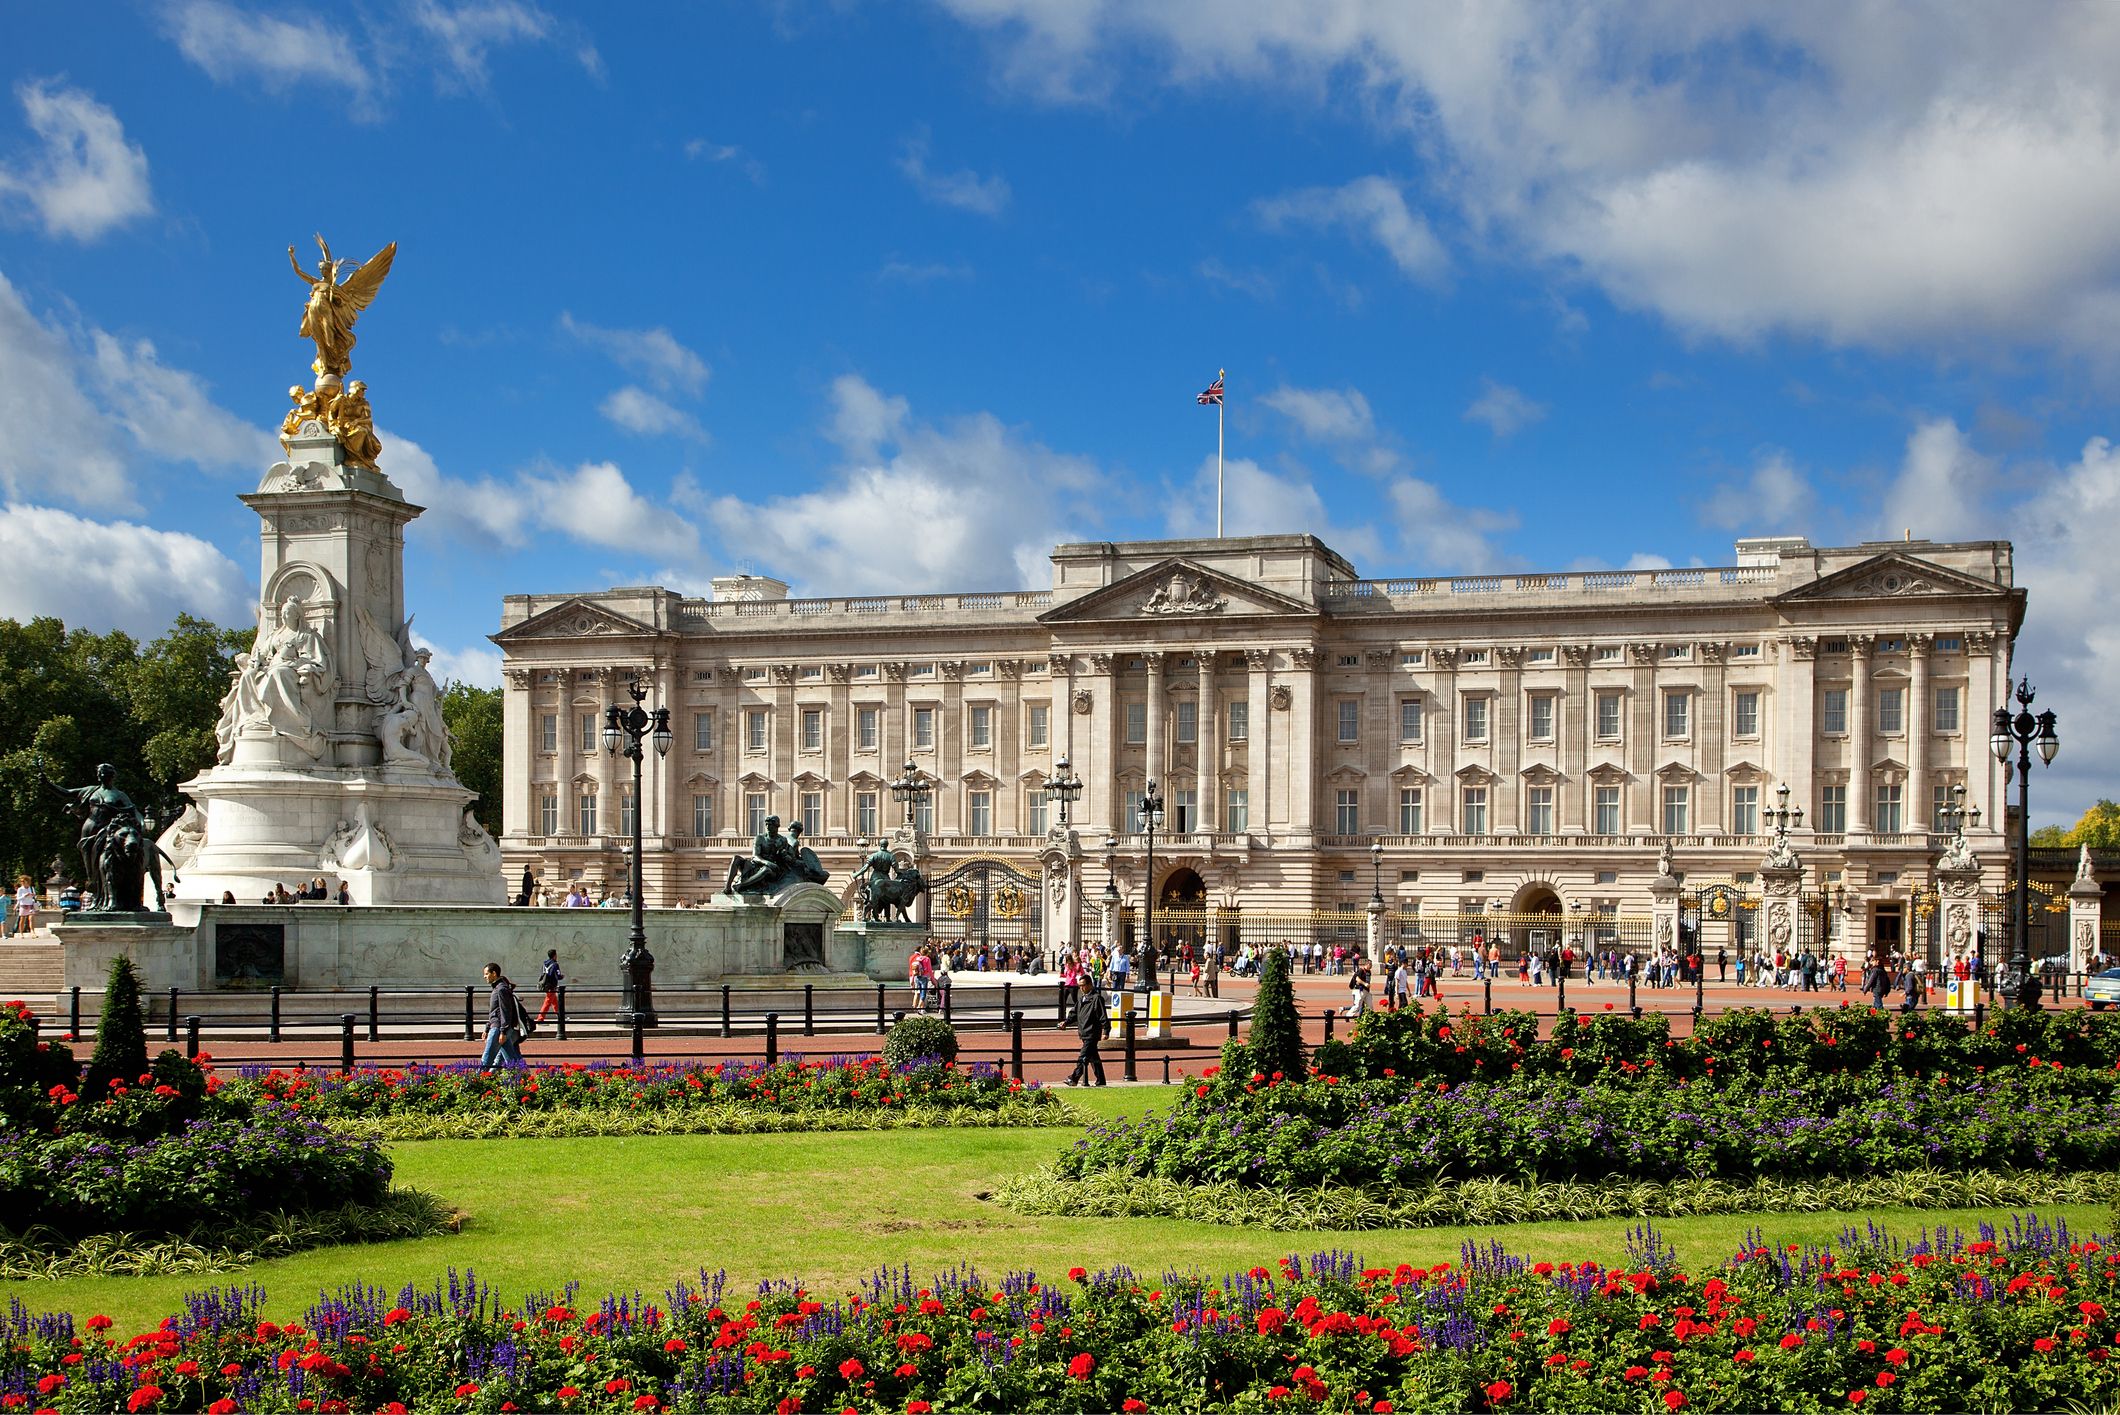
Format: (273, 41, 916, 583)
(1774, 552, 2011, 606)
(492, 598, 659, 643)
(1037, 558, 1317, 625)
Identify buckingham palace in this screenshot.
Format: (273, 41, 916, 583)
(493, 531, 2026, 964)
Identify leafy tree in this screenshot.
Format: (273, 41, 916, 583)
(441, 682, 504, 835)
(84, 955, 149, 1100)
(2063, 800, 2120, 850)
(131, 614, 251, 789)
(1246, 946, 1307, 1081)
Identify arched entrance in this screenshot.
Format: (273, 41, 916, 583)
(1154, 866, 1209, 965)
(1512, 885, 1563, 959)
(1159, 866, 1207, 907)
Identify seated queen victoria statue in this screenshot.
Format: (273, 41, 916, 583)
(227, 596, 337, 764)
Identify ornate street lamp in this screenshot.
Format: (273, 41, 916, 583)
(1102, 834, 1119, 909)
(1369, 838, 1384, 906)
(1049, 754, 1084, 829)
(602, 675, 671, 1028)
(1137, 779, 1166, 993)
(890, 759, 930, 828)
(1764, 783, 1804, 849)
(1991, 678, 2059, 1007)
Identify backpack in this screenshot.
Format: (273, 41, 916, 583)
(511, 988, 536, 1037)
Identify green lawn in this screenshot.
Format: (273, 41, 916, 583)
(4, 1086, 2106, 1329)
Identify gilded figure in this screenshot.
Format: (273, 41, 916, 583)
(288, 234, 397, 377)
(330, 380, 383, 468)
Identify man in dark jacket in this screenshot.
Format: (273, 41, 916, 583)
(1862, 958, 1890, 1010)
(478, 961, 526, 1068)
(1069, 982, 1109, 1086)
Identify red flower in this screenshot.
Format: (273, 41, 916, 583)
(664, 1337, 687, 1352)
(1485, 1380, 1512, 1403)
(839, 1359, 865, 1381)
(1883, 1347, 1908, 1366)
(1268, 1388, 1291, 1401)
(1375, 1405, 1394, 1414)
(557, 1389, 580, 1400)
(1779, 1333, 1804, 1349)
(633, 1399, 660, 1412)
(126, 1389, 163, 1413)
(1733, 1350, 1755, 1364)
(34, 1379, 61, 1397)
(1849, 1394, 1866, 1406)
(1547, 1318, 1570, 1337)
(1876, 1373, 1896, 1388)
(1664, 1393, 1687, 1411)
(1123, 1402, 1148, 1413)
(1257, 1307, 1287, 1335)
(907, 1404, 932, 1415)
(1624, 1367, 1649, 1381)
(2035, 1337, 2057, 1353)
(86, 1316, 113, 1332)
(455, 1384, 480, 1399)
(1068, 1352, 1095, 1380)
(1068, 1267, 1087, 1282)
(207, 1403, 238, 1415)
(605, 1379, 631, 1395)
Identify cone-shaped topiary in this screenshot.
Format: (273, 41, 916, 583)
(84, 955, 149, 1100)
(882, 1013, 959, 1069)
(1246, 944, 1307, 1081)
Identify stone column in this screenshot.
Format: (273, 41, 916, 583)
(2071, 845, 2104, 972)
(1628, 644, 1658, 833)
(1780, 636, 1817, 825)
(1562, 645, 1589, 833)
(1144, 651, 1167, 792)
(1090, 653, 1117, 834)
(1286, 647, 1318, 837)
(1650, 856, 1682, 965)
(1430, 649, 1458, 830)
(1698, 642, 1726, 833)
(502, 668, 532, 837)
(1849, 636, 1874, 833)
(1244, 649, 1272, 840)
(651, 658, 677, 842)
(1938, 864, 1983, 970)
(1967, 632, 2002, 838)
(1907, 634, 1931, 833)
(1197, 651, 1219, 838)
(1366, 894, 1387, 970)
(1495, 647, 1522, 833)
(594, 667, 622, 837)
(939, 661, 965, 833)
(1042, 837, 1082, 959)
(828, 662, 853, 838)
(555, 668, 577, 836)
(1759, 861, 1803, 963)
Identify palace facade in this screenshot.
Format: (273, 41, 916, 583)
(494, 532, 2026, 962)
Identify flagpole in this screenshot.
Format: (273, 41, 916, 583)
(1216, 367, 1225, 539)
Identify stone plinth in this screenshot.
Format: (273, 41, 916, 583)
(833, 919, 927, 982)
(58, 916, 197, 992)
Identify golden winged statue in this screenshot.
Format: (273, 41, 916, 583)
(287, 234, 397, 377)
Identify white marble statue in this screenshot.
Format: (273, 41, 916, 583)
(228, 597, 336, 762)
(357, 608, 453, 772)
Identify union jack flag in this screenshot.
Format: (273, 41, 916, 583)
(1196, 376, 1224, 405)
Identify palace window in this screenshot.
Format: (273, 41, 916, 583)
(1400, 651, 1424, 667)
(913, 796, 933, 833)
(579, 712, 598, 753)
(693, 712, 714, 752)
(853, 664, 878, 678)
(1732, 643, 1761, 658)
(1877, 687, 1904, 735)
(969, 704, 992, 748)
(577, 791, 597, 836)
(692, 793, 715, 838)
(1661, 784, 1690, 835)
(1525, 786, 1554, 835)
(1664, 643, 1691, 661)
(856, 791, 879, 837)
(1399, 698, 1424, 742)
(801, 708, 823, 751)
(539, 714, 558, 752)
(1028, 789, 1048, 835)
(1463, 649, 1490, 666)
(1595, 645, 1622, 662)
(1463, 696, 1489, 742)
(1662, 691, 1690, 739)
(1174, 787, 1196, 833)
(1527, 693, 1555, 741)
(798, 665, 822, 680)
(619, 789, 636, 836)
(745, 793, 767, 836)
(1461, 787, 1489, 836)
(1817, 785, 1846, 833)
(1875, 783, 1903, 833)
(1733, 690, 1760, 737)
(1594, 785, 1621, 836)
(798, 791, 822, 836)
(538, 792, 559, 836)
(1176, 699, 1197, 744)
(1228, 701, 1249, 741)
(1398, 786, 1423, 835)
(1933, 686, 1960, 732)
(1125, 702, 1146, 744)
(1528, 647, 1555, 664)
(1821, 688, 1848, 735)
(1337, 700, 1360, 743)
(1731, 784, 1759, 835)
(745, 709, 767, 752)
(1225, 788, 1249, 832)
(1338, 654, 1360, 667)
(967, 790, 991, 836)
(913, 706, 936, 749)
(857, 706, 879, 751)
(1932, 783, 1955, 831)
(1334, 789, 1359, 835)
(1027, 703, 1049, 748)
(1596, 691, 1622, 740)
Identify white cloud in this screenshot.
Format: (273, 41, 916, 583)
(1699, 450, 1816, 533)
(410, 0, 554, 90)
(1386, 476, 1518, 574)
(1879, 417, 1996, 543)
(161, 2, 370, 100)
(0, 81, 153, 241)
(0, 270, 269, 513)
(1196, 258, 1275, 299)
(707, 375, 1100, 592)
(1164, 455, 1382, 563)
(599, 385, 707, 441)
(1253, 176, 1447, 286)
(684, 136, 765, 184)
(1262, 385, 1373, 443)
(1462, 378, 1547, 438)
(413, 630, 503, 690)
(898, 131, 1011, 217)
(560, 312, 709, 395)
(0, 503, 250, 635)
(937, 3, 2120, 356)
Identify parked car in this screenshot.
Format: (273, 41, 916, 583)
(2084, 967, 2120, 1010)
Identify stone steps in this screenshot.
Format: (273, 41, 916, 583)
(0, 942, 63, 1003)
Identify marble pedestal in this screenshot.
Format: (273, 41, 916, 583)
(58, 915, 197, 992)
(834, 919, 927, 982)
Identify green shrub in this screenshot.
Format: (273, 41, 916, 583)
(83, 955, 148, 1100)
(0, 1001, 76, 1132)
(1246, 946, 1306, 1081)
(882, 1013, 959, 1068)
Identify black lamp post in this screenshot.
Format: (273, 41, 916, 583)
(1369, 838, 1384, 906)
(1991, 678, 2059, 1008)
(602, 675, 671, 1028)
(1765, 782, 1804, 846)
(1049, 754, 1083, 829)
(890, 759, 930, 829)
(1137, 779, 1166, 993)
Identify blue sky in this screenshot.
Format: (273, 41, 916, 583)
(3, 3, 2119, 823)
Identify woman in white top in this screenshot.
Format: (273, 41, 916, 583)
(12, 877, 35, 937)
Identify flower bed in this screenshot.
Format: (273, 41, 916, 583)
(1054, 1070, 2120, 1191)
(0, 1215, 2112, 1412)
(222, 1057, 1065, 1139)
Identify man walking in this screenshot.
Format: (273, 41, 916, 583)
(478, 962, 526, 1069)
(1069, 980, 1109, 1086)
